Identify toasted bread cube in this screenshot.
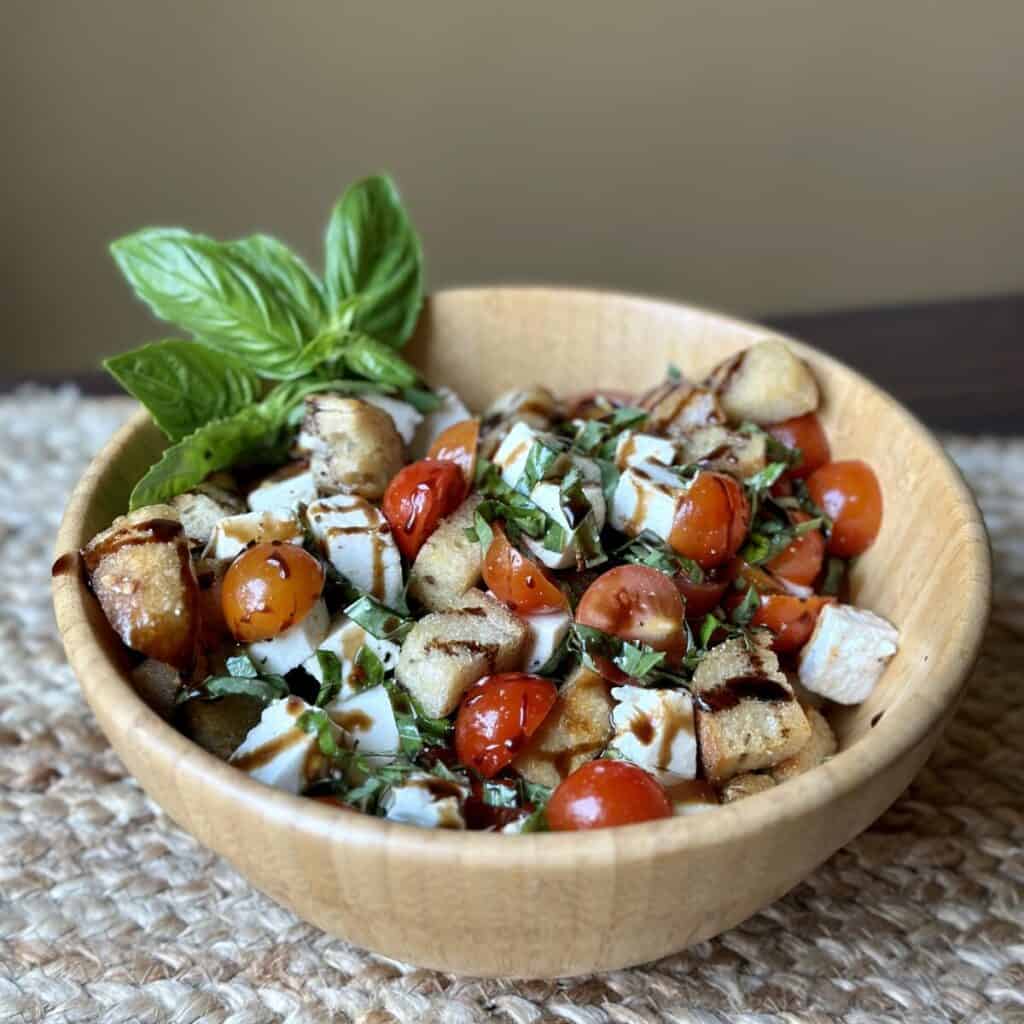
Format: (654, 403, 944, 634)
(638, 380, 725, 436)
(692, 633, 812, 783)
(83, 505, 199, 669)
(130, 659, 181, 719)
(680, 425, 768, 479)
(771, 705, 837, 782)
(297, 394, 404, 500)
(720, 772, 777, 803)
(178, 694, 263, 761)
(512, 666, 613, 788)
(707, 339, 819, 424)
(171, 482, 244, 547)
(479, 387, 562, 458)
(247, 464, 317, 517)
(609, 685, 697, 780)
(798, 604, 900, 705)
(408, 495, 483, 611)
(410, 386, 472, 459)
(395, 590, 528, 717)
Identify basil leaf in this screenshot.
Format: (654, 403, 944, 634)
(617, 532, 704, 582)
(667, 364, 683, 383)
(324, 174, 423, 347)
(821, 556, 847, 596)
(225, 654, 259, 678)
(352, 645, 385, 691)
(519, 807, 549, 833)
(345, 594, 414, 641)
(572, 623, 667, 680)
(205, 674, 289, 704)
(618, 642, 667, 678)
(731, 585, 760, 627)
(385, 680, 452, 744)
(745, 462, 788, 493)
(401, 386, 443, 413)
(314, 650, 344, 707)
(110, 229, 308, 377)
(297, 708, 346, 758)
(520, 440, 564, 493)
(482, 781, 519, 809)
(342, 333, 421, 389)
(466, 510, 495, 556)
(699, 613, 723, 649)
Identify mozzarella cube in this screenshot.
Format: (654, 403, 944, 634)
(492, 421, 566, 489)
(248, 600, 330, 675)
(361, 394, 424, 445)
(610, 685, 698, 780)
(522, 479, 606, 570)
(305, 495, 404, 608)
(614, 432, 677, 470)
(326, 684, 401, 766)
(609, 460, 686, 541)
(230, 696, 336, 794)
(247, 466, 318, 517)
(410, 386, 471, 458)
(519, 607, 572, 673)
(302, 615, 401, 700)
(202, 511, 304, 562)
(382, 772, 468, 829)
(798, 604, 900, 705)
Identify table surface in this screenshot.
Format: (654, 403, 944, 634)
(3, 292, 1021, 434)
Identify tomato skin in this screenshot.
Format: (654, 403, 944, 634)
(382, 459, 467, 560)
(483, 523, 567, 614)
(221, 542, 325, 643)
(669, 472, 750, 570)
(427, 419, 479, 486)
(767, 413, 831, 479)
(674, 573, 730, 619)
(806, 460, 883, 558)
(575, 565, 686, 681)
(455, 674, 558, 778)
(765, 512, 826, 587)
(547, 760, 672, 831)
(753, 594, 835, 653)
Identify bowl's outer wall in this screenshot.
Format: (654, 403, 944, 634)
(54, 288, 991, 977)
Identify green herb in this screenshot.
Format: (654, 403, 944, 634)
(572, 623, 667, 680)
(568, 406, 647, 458)
(520, 439, 565, 493)
(225, 653, 259, 678)
(470, 461, 563, 548)
(616, 532, 704, 582)
(481, 780, 519, 809)
(314, 650, 344, 706)
(738, 421, 802, 469)
(821, 556, 847, 596)
(400, 386, 444, 413)
(745, 462, 788, 494)
(297, 707, 345, 758)
(385, 680, 452, 748)
(741, 514, 825, 566)
(178, 672, 289, 706)
(596, 457, 620, 507)
(353, 645, 385, 691)
(467, 510, 495, 556)
(699, 612, 723, 649)
(667, 364, 682, 383)
(345, 594, 414, 642)
(518, 808, 549, 833)
(731, 585, 760, 627)
(342, 333, 423, 390)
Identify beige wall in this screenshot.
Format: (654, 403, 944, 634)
(4, 1, 1022, 375)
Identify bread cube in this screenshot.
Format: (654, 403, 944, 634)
(692, 633, 812, 782)
(248, 600, 330, 675)
(171, 482, 244, 547)
(202, 511, 304, 562)
(512, 666, 613, 788)
(178, 694, 263, 761)
(770, 705, 837, 782)
(130, 658, 181, 719)
(638, 380, 725, 436)
(479, 387, 562, 458)
(798, 604, 900, 705)
(408, 495, 483, 611)
(609, 685, 697, 780)
(247, 464, 317, 517)
(383, 772, 469, 829)
(706, 339, 819, 424)
(680, 425, 768, 479)
(410, 386, 472, 458)
(719, 772, 776, 803)
(395, 590, 528, 717)
(83, 505, 199, 669)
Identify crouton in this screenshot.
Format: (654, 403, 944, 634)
(171, 482, 244, 547)
(770, 705, 837, 782)
(297, 394, 404, 500)
(719, 772, 776, 803)
(638, 380, 725, 437)
(178, 695, 263, 761)
(82, 505, 199, 669)
(512, 666, 613, 788)
(130, 659, 181, 719)
(407, 495, 483, 610)
(479, 387, 562, 458)
(395, 590, 528, 717)
(692, 633, 812, 783)
(679, 424, 768, 479)
(706, 339, 819, 425)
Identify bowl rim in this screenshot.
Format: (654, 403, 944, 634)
(52, 284, 992, 869)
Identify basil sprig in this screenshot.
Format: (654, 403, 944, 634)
(571, 623, 668, 681)
(176, 654, 289, 707)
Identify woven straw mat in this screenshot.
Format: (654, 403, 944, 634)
(1, 389, 1021, 1024)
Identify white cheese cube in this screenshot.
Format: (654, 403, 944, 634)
(305, 495, 404, 608)
(609, 460, 686, 541)
(523, 479, 607, 570)
(248, 600, 330, 675)
(302, 615, 401, 700)
(247, 467, 318, 517)
(614, 432, 677, 470)
(519, 607, 572, 673)
(230, 695, 336, 794)
(410, 386, 472, 459)
(664, 779, 720, 816)
(202, 512, 304, 562)
(798, 604, 900, 705)
(492, 421, 567, 489)
(609, 685, 698, 780)
(362, 394, 424, 446)
(382, 772, 468, 829)
(326, 684, 401, 766)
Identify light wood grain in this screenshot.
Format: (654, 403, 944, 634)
(52, 288, 991, 978)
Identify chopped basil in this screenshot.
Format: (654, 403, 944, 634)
(518, 807, 549, 833)
(731, 584, 760, 627)
(352, 644, 385, 691)
(400, 386, 443, 413)
(821, 556, 847, 596)
(520, 439, 566, 493)
(596, 457, 620, 507)
(482, 780, 520, 809)
(297, 707, 344, 758)
(193, 674, 290, 705)
(616, 532, 704, 582)
(572, 623, 667, 680)
(738, 421, 802, 469)
(568, 405, 647, 458)
(385, 680, 452, 745)
(745, 461, 788, 493)
(699, 612, 724, 649)
(313, 650, 344, 706)
(667, 364, 683, 383)
(345, 594, 414, 642)
(225, 653, 259, 679)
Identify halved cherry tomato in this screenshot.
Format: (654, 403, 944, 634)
(221, 542, 325, 643)
(753, 594, 835, 653)
(576, 565, 686, 681)
(382, 459, 467, 560)
(767, 413, 831, 479)
(547, 760, 672, 831)
(428, 418, 479, 488)
(454, 674, 558, 778)
(765, 512, 826, 587)
(669, 471, 751, 569)
(806, 460, 883, 558)
(674, 573, 730, 619)
(483, 523, 567, 614)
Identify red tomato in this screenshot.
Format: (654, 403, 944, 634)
(427, 419, 479, 487)
(483, 522, 567, 614)
(767, 413, 831, 479)
(221, 542, 325, 643)
(806, 460, 883, 558)
(765, 512, 826, 587)
(454, 674, 558, 778)
(576, 565, 686, 681)
(674, 573, 730, 619)
(753, 594, 835, 653)
(547, 760, 672, 831)
(382, 459, 467, 560)
(669, 472, 750, 570)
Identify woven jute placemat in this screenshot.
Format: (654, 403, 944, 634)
(1, 390, 1021, 1023)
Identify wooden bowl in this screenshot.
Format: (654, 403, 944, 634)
(53, 288, 991, 978)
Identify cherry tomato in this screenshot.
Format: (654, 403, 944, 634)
(674, 573, 730, 619)
(454, 673, 558, 778)
(669, 471, 751, 569)
(483, 523, 567, 614)
(753, 594, 835, 653)
(765, 512, 826, 587)
(806, 460, 883, 558)
(383, 459, 467, 560)
(576, 565, 686, 681)
(428, 418, 479, 487)
(767, 413, 831, 479)
(547, 760, 672, 831)
(221, 542, 325, 643)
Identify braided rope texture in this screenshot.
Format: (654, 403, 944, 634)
(0, 390, 1021, 1024)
